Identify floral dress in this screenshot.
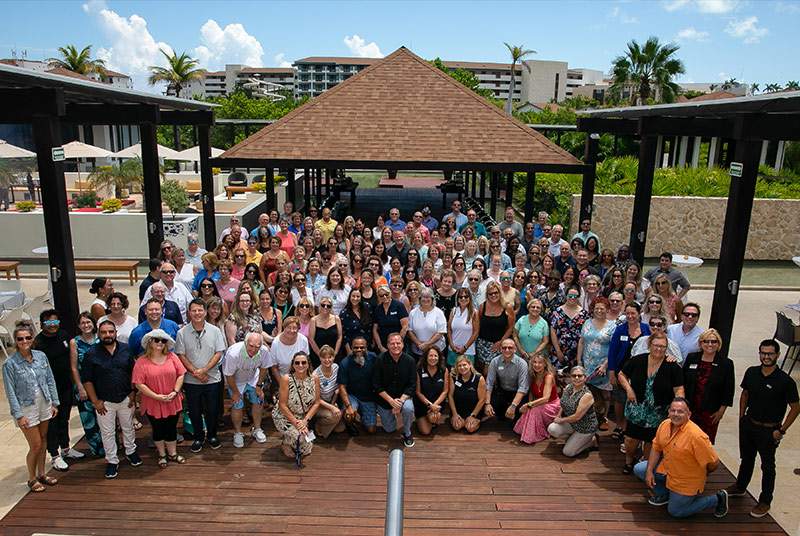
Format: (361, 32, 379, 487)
(227, 313, 263, 344)
(272, 375, 316, 456)
(549, 307, 589, 367)
(580, 320, 616, 391)
(73, 335, 104, 456)
(625, 375, 666, 441)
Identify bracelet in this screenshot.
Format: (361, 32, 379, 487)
(778, 428, 786, 435)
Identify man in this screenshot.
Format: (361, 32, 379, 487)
(667, 303, 704, 361)
(185, 233, 207, 269)
(338, 336, 378, 435)
(645, 252, 691, 298)
(176, 299, 226, 452)
(458, 209, 487, 237)
(129, 298, 180, 358)
(541, 223, 552, 240)
(442, 200, 468, 229)
(372, 333, 416, 447)
(409, 211, 430, 242)
(726, 339, 799, 518)
(572, 219, 600, 251)
(634, 398, 728, 518)
(250, 212, 271, 239)
(533, 211, 549, 239)
(385, 207, 407, 232)
(139, 258, 162, 300)
(245, 235, 263, 266)
(521, 221, 537, 252)
(554, 243, 576, 275)
(81, 320, 142, 479)
(498, 206, 523, 241)
(420, 206, 438, 233)
(547, 224, 569, 258)
(137, 282, 183, 326)
(143, 263, 193, 322)
(615, 244, 633, 271)
(33, 310, 83, 471)
(484, 339, 530, 424)
(574, 249, 598, 276)
(387, 230, 410, 266)
(631, 314, 682, 361)
(314, 207, 338, 242)
(220, 214, 249, 242)
(223, 332, 273, 448)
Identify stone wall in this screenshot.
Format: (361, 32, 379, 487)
(569, 195, 800, 261)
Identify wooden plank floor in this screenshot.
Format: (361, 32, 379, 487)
(0, 420, 788, 536)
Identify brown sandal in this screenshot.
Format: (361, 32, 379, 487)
(27, 479, 46, 492)
(167, 454, 186, 464)
(37, 475, 58, 486)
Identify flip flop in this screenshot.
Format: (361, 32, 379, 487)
(37, 475, 58, 486)
(27, 479, 46, 493)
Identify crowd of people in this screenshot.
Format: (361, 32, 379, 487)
(3, 199, 798, 521)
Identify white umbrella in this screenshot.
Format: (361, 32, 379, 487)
(62, 140, 113, 159)
(173, 145, 225, 162)
(0, 139, 36, 158)
(113, 143, 181, 160)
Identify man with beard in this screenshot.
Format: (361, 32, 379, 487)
(726, 339, 799, 518)
(338, 336, 377, 435)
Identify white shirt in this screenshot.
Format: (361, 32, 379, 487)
(219, 226, 249, 242)
(667, 323, 704, 361)
(547, 238, 569, 258)
(408, 306, 447, 354)
(175, 263, 195, 291)
(269, 333, 310, 375)
(98, 314, 138, 344)
(450, 306, 476, 355)
(185, 247, 207, 269)
(291, 287, 315, 307)
(222, 341, 273, 392)
(631, 335, 684, 363)
(143, 282, 194, 323)
(317, 286, 351, 316)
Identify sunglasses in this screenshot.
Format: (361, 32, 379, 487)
(294, 361, 308, 366)
(320, 303, 333, 309)
(701, 339, 719, 344)
(682, 312, 699, 318)
(571, 374, 585, 378)
(152, 338, 167, 344)
(234, 254, 245, 258)
(648, 300, 661, 304)
(200, 284, 214, 289)
(500, 277, 511, 282)
(298, 304, 310, 308)
(408, 288, 419, 293)
(161, 270, 176, 275)
(16, 336, 33, 342)
(649, 322, 665, 328)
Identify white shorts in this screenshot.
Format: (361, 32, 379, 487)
(19, 390, 53, 428)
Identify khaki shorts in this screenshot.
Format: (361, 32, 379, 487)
(18, 390, 53, 428)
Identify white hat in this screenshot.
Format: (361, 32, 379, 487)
(141, 329, 176, 351)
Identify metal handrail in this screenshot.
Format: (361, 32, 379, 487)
(384, 449, 405, 536)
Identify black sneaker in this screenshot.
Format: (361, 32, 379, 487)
(208, 437, 222, 450)
(714, 490, 729, 518)
(105, 463, 119, 479)
(126, 452, 143, 467)
(647, 495, 669, 506)
(344, 420, 360, 437)
(190, 440, 203, 453)
(724, 484, 747, 497)
(402, 434, 415, 448)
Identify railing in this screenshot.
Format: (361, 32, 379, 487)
(384, 449, 405, 536)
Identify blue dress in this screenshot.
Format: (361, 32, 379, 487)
(580, 319, 615, 391)
(73, 335, 105, 457)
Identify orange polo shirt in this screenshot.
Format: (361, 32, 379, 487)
(652, 418, 718, 496)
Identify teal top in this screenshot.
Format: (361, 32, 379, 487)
(514, 315, 549, 355)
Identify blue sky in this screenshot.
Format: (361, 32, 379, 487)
(2, 0, 798, 92)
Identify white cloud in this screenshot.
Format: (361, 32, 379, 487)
(663, 0, 738, 13)
(676, 27, 710, 42)
(273, 53, 292, 68)
(725, 16, 768, 44)
(775, 1, 800, 13)
(663, 0, 690, 11)
(343, 35, 383, 58)
(610, 6, 639, 23)
(194, 20, 264, 69)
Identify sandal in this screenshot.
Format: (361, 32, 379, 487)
(37, 475, 58, 486)
(157, 456, 168, 468)
(133, 418, 143, 431)
(167, 454, 186, 464)
(27, 479, 46, 493)
(622, 463, 635, 475)
(611, 427, 624, 440)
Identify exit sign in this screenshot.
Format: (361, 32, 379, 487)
(729, 162, 743, 177)
(51, 147, 65, 162)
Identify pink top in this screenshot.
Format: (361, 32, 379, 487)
(132, 352, 187, 419)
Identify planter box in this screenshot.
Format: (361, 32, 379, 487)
(163, 215, 199, 251)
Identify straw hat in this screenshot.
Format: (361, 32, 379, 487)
(141, 328, 176, 351)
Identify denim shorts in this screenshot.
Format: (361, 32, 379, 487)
(228, 384, 263, 410)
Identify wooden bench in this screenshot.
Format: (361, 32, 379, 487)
(74, 260, 140, 286)
(224, 185, 257, 199)
(0, 261, 21, 280)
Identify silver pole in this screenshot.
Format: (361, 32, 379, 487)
(384, 449, 405, 536)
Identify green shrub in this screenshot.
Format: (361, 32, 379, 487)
(101, 198, 123, 212)
(16, 200, 35, 212)
(160, 179, 189, 216)
(74, 191, 99, 208)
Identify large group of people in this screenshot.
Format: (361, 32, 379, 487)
(3, 199, 799, 521)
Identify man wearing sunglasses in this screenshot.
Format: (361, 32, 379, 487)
(644, 252, 691, 299)
(631, 314, 682, 362)
(667, 303, 704, 362)
(142, 263, 193, 324)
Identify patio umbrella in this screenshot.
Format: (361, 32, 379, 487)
(173, 145, 225, 162)
(0, 139, 36, 158)
(62, 140, 114, 187)
(113, 143, 181, 160)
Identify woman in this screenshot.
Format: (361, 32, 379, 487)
(192, 252, 220, 293)
(215, 260, 241, 311)
(295, 297, 314, 338)
(308, 296, 343, 368)
(642, 294, 666, 325)
(318, 268, 350, 316)
(577, 297, 615, 430)
(98, 292, 137, 344)
(511, 270, 527, 304)
(536, 270, 565, 322)
(414, 347, 449, 435)
(267, 256, 291, 288)
(453, 235, 466, 258)
(408, 288, 447, 361)
(332, 224, 350, 256)
(305, 258, 327, 299)
(448, 355, 485, 433)
(622, 282, 638, 307)
(258, 289, 282, 346)
(245, 236, 263, 267)
(205, 297, 226, 331)
(499, 271, 521, 314)
(403, 280, 422, 313)
(597, 249, 616, 281)
(259, 236, 285, 283)
(373, 285, 409, 353)
(447, 288, 478, 366)
(618, 333, 684, 474)
(540, 254, 555, 280)
(434, 270, 458, 321)
(512, 252, 528, 279)
(88, 277, 113, 321)
(69, 313, 104, 457)
(514, 354, 560, 444)
(313, 345, 345, 438)
(242, 263, 265, 296)
(291, 273, 315, 308)
(406, 248, 422, 273)
(276, 218, 298, 260)
(171, 248, 195, 290)
(549, 286, 589, 368)
(625, 261, 650, 303)
(607, 291, 625, 324)
(608, 302, 650, 441)
(231, 247, 248, 280)
(273, 351, 321, 460)
(419, 259, 436, 289)
(224, 289, 262, 345)
(197, 276, 223, 306)
(340, 288, 371, 354)
(560, 266, 579, 295)
(580, 275, 602, 311)
(513, 298, 550, 361)
(652, 274, 683, 324)
(462, 240, 479, 269)
(311, 228, 326, 258)
(214, 243, 231, 264)
(267, 209, 281, 237)
(585, 236, 600, 266)
(358, 268, 377, 309)
(158, 239, 176, 263)
(452, 256, 468, 288)
(682, 329, 734, 443)
(486, 254, 503, 283)
(602, 268, 626, 298)
(372, 214, 386, 241)
(475, 281, 515, 375)
(132, 329, 186, 468)
(273, 284, 295, 319)
(3, 324, 60, 492)
(547, 365, 599, 457)
(403, 266, 419, 288)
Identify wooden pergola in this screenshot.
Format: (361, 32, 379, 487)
(0, 64, 217, 332)
(577, 90, 800, 354)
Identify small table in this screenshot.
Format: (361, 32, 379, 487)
(672, 254, 703, 269)
(792, 256, 800, 268)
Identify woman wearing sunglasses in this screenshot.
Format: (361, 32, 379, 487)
(308, 297, 343, 368)
(273, 351, 321, 461)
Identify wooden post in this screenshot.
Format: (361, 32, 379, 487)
(198, 124, 217, 250)
(287, 167, 297, 210)
(629, 134, 658, 266)
(524, 171, 536, 223)
(303, 168, 311, 211)
(316, 168, 322, 206)
(265, 166, 275, 211)
(140, 121, 164, 259)
(580, 133, 599, 223)
(479, 170, 487, 206)
(470, 170, 476, 199)
(490, 171, 498, 220)
(504, 172, 514, 208)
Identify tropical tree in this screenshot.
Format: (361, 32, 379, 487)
(47, 45, 106, 76)
(87, 158, 144, 198)
(429, 58, 493, 98)
(764, 83, 783, 93)
(503, 43, 536, 115)
(610, 36, 685, 105)
(749, 83, 760, 95)
(785, 80, 800, 91)
(148, 49, 205, 97)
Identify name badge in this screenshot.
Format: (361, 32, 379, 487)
(689, 364, 698, 369)
(620, 335, 629, 342)
(421, 372, 429, 378)
(712, 363, 718, 367)
(498, 366, 505, 371)
(437, 378, 444, 383)
(766, 384, 773, 389)
(455, 381, 462, 387)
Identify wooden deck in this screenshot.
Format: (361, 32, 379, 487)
(0, 421, 788, 535)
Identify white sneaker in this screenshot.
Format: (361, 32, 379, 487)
(52, 455, 69, 471)
(252, 427, 267, 443)
(62, 448, 85, 459)
(232, 432, 245, 448)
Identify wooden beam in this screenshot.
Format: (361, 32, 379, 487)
(265, 167, 276, 211)
(303, 168, 311, 211)
(470, 170, 477, 199)
(479, 171, 487, 206)
(0, 88, 64, 122)
(490, 171, 498, 220)
(140, 122, 164, 259)
(63, 103, 159, 125)
(576, 117, 638, 135)
(524, 171, 536, 223)
(580, 133, 599, 223)
(628, 135, 658, 266)
(198, 124, 216, 250)
(287, 168, 297, 210)
(158, 110, 214, 126)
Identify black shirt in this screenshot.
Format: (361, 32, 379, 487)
(621, 354, 683, 408)
(139, 274, 159, 300)
(741, 365, 799, 423)
(33, 329, 72, 391)
(373, 299, 408, 347)
(372, 351, 417, 408)
(81, 342, 134, 404)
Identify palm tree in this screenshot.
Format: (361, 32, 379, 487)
(749, 83, 760, 95)
(148, 49, 205, 97)
(720, 78, 740, 90)
(785, 80, 800, 91)
(47, 45, 106, 76)
(503, 43, 536, 115)
(764, 83, 783, 93)
(88, 158, 144, 198)
(610, 36, 685, 105)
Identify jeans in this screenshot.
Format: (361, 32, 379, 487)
(96, 399, 137, 464)
(348, 394, 377, 428)
(47, 385, 73, 457)
(736, 417, 778, 505)
(184, 382, 221, 441)
(634, 461, 719, 518)
(376, 399, 414, 436)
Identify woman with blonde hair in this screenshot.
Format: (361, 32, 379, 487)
(312, 345, 345, 438)
(205, 297, 226, 331)
(402, 280, 423, 312)
(652, 273, 683, 324)
(448, 355, 486, 433)
(475, 281, 515, 375)
(514, 354, 560, 444)
(231, 247, 248, 280)
(224, 287, 262, 345)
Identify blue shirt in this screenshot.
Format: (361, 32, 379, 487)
(128, 320, 179, 359)
(81, 342, 134, 404)
(385, 219, 407, 232)
(192, 268, 220, 292)
(459, 220, 487, 237)
(2, 350, 59, 419)
(339, 352, 377, 401)
(608, 322, 651, 372)
(442, 212, 468, 229)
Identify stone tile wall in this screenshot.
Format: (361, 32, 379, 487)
(569, 195, 800, 260)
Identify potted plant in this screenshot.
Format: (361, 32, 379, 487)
(15, 200, 36, 212)
(101, 198, 123, 213)
(161, 179, 189, 216)
(73, 190, 99, 208)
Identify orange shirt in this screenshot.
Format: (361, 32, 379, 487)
(652, 418, 718, 495)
